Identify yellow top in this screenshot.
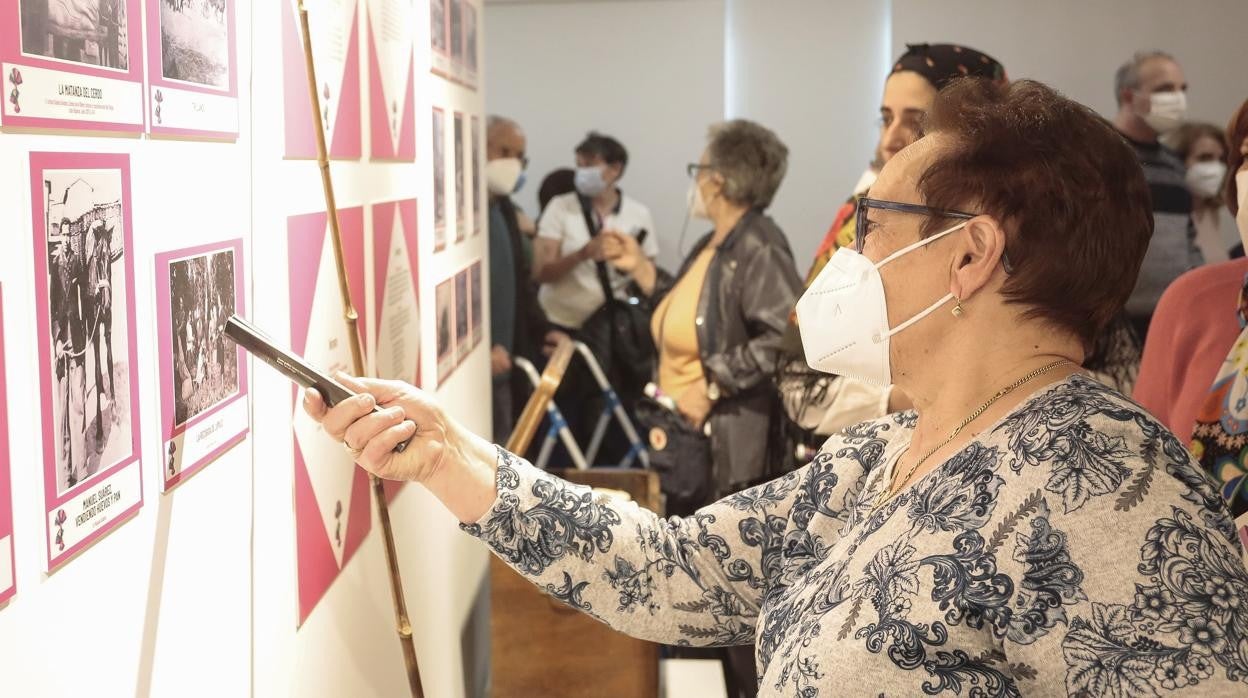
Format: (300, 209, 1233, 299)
(652, 246, 716, 400)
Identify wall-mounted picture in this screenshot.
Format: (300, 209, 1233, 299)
(432, 106, 447, 250)
(470, 261, 482, 348)
(371, 199, 420, 385)
(145, 0, 240, 138)
(462, 0, 477, 89)
(288, 207, 371, 626)
(0, 286, 15, 605)
(281, 0, 361, 160)
(471, 114, 482, 234)
(436, 278, 454, 384)
(429, 0, 448, 78)
(366, 0, 414, 160)
(30, 152, 143, 570)
(455, 269, 469, 364)
(448, 0, 462, 77)
(3, 0, 145, 131)
(155, 240, 249, 491)
(454, 111, 466, 240)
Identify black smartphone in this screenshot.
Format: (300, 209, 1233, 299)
(224, 314, 411, 453)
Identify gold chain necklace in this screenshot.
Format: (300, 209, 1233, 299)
(870, 359, 1072, 513)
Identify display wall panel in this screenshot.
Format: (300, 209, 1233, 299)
(0, 0, 491, 694)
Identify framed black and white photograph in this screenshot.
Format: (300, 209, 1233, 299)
(454, 111, 466, 239)
(433, 106, 447, 250)
(155, 240, 248, 490)
(30, 152, 143, 569)
(18, 0, 130, 69)
(455, 268, 469, 363)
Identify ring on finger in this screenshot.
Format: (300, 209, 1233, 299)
(343, 440, 363, 459)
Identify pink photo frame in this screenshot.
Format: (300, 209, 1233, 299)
(154, 239, 249, 491)
(432, 106, 447, 251)
(30, 152, 143, 570)
(435, 277, 455, 384)
(144, 0, 240, 138)
(2, 0, 145, 131)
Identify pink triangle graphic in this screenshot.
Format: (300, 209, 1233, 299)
(282, 0, 362, 160)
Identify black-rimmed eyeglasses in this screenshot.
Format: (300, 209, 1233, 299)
(854, 197, 1014, 273)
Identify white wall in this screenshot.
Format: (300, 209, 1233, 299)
(0, 1, 491, 696)
(725, 0, 892, 265)
(891, 0, 1248, 129)
(488, 0, 1248, 265)
(486, 0, 726, 270)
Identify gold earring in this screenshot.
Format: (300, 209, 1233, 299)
(952, 297, 965, 317)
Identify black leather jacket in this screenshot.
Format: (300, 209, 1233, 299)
(653, 209, 802, 493)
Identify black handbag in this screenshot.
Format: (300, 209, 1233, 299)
(633, 396, 712, 517)
(574, 195, 656, 404)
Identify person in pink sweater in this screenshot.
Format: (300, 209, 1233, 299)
(1136, 96, 1248, 529)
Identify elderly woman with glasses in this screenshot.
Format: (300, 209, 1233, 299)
(305, 80, 1248, 696)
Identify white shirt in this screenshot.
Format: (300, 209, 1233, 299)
(537, 190, 659, 329)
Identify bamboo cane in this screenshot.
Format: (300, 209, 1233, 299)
(296, 4, 423, 696)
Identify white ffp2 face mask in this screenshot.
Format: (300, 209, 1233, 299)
(1186, 161, 1227, 200)
(485, 158, 523, 196)
(1142, 91, 1187, 134)
(795, 221, 969, 386)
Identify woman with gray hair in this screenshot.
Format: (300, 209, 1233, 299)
(611, 119, 802, 503)
(608, 118, 801, 696)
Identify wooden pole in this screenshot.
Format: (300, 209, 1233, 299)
(296, 4, 423, 696)
(505, 339, 574, 455)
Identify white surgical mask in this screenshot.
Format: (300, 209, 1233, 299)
(795, 221, 968, 386)
(687, 179, 711, 220)
(485, 158, 523, 196)
(1237, 170, 1248, 250)
(1141, 91, 1187, 134)
(1186, 161, 1227, 200)
(574, 166, 608, 197)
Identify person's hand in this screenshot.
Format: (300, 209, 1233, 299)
(542, 330, 570, 357)
(491, 346, 512, 376)
(580, 234, 621, 263)
(676, 379, 713, 430)
(606, 232, 644, 274)
(302, 374, 453, 483)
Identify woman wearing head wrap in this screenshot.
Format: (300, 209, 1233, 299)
(777, 44, 1007, 468)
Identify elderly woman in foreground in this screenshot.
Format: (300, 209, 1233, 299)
(307, 80, 1248, 696)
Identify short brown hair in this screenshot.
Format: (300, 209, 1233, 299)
(1227, 98, 1248, 215)
(919, 78, 1153, 348)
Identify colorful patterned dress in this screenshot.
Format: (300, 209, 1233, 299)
(465, 375, 1248, 696)
(1190, 274, 1248, 550)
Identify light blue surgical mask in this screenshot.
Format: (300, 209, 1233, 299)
(574, 166, 608, 197)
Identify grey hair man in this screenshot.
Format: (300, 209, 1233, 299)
(1112, 50, 1202, 340)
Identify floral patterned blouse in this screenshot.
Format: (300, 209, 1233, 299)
(463, 375, 1248, 696)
